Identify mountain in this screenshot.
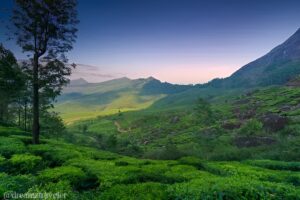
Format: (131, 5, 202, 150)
(55, 77, 193, 123)
(69, 78, 89, 86)
(56, 28, 300, 122)
(208, 28, 300, 88)
(150, 28, 300, 108)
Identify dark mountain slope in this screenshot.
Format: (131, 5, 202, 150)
(208, 28, 300, 88)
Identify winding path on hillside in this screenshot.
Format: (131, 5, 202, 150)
(114, 121, 130, 133)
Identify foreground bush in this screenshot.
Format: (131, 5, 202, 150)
(0, 137, 26, 157)
(168, 176, 300, 200)
(6, 154, 42, 174)
(246, 160, 300, 171)
(100, 183, 168, 200)
(0, 173, 35, 198)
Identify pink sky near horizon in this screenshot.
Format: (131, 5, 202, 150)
(70, 63, 241, 84)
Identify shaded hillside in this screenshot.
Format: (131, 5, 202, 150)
(208, 28, 300, 88)
(140, 77, 193, 95)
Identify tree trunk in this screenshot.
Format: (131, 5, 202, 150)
(24, 100, 27, 131)
(18, 98, 21, 127)
(0, 101, 8, 124)
(32, 54, 40, 144)
(0, 102, 3, 123)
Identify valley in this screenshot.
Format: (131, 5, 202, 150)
(1, 1, 300, 198)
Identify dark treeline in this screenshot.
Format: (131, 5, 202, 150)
(0, 44, 65, 136)
(0, 0, 78, 144)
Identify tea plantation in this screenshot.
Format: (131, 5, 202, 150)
(1, 126, 300, 199)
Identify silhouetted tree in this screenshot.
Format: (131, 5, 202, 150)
(0, 44, 25, 124)
(11, 0, 78, 144)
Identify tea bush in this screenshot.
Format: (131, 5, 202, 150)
(38, 166, 87, 188)
(7, 154, 42, 174)
(245, 160, 300, 171)
(0, 137, 26, 157)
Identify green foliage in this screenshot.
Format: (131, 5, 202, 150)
(0, 127, 300, 199)
(0, 136, 26, 157)
(100, 183, 168, 200)
(238, 119, 263, 136)
(0, 155, 5, 163)
(39, 166, 86, 187)
(3, 82, 300, 199)
(144, 144, 184, 160)
(0, 44, 26, 126)
(178, 156, 204, 169)
(7, 154, 42, 174)
(28, 143, 83, 166)
(194, 98, 214, 125)
(0, 126, 26, 137)
(168, 176, 300, 200)
(245, 160, 300, 171)
(0, 173, 35, 198)
(115, 161, 129, 166)
(40, 112, 66, 138)
(27, 181, 75, 200)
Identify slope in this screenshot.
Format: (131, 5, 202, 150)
(55, 77, 193, 123)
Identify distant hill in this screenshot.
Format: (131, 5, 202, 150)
(69, 78, 89, 86)
(55, 77, 193, 123)
(56, 28, 300, 121)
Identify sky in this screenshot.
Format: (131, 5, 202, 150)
(1, 0, 300, 84)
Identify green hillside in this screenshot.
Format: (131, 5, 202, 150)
(55, 77, 192, 123)
(65, 85, 300, 162)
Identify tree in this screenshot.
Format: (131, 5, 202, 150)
(11, 0, 78, 144)
(0, 44, 25, 124)
(194, 98, 214, 125)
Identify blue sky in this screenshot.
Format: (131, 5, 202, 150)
(1, 0, 300, 84)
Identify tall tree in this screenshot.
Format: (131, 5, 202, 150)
(0, 44, 25, 124)
(11, 0, 78, 144)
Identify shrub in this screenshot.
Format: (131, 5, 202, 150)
(144, 144, 184, 160)
(1, 154, 43, 174)
(38, 166, 98, 191)
(245, 160, 300, 171)
(38, 166, 86, 185)
(115, 161, 129, 166)
(100, 183, 168, 200)
(0, 173, 35, 198)
(178, 156, 204, 169)
(0, 155, 5, 163)
(29, 144, 82, 167)
(123, 169, 185, 184)
(27, 180, 75, 200)
(0, 126, 27, 137)
(167, 176, 300, 199)
(0, 137, 26, 157)
(239, 119, 263, 136)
